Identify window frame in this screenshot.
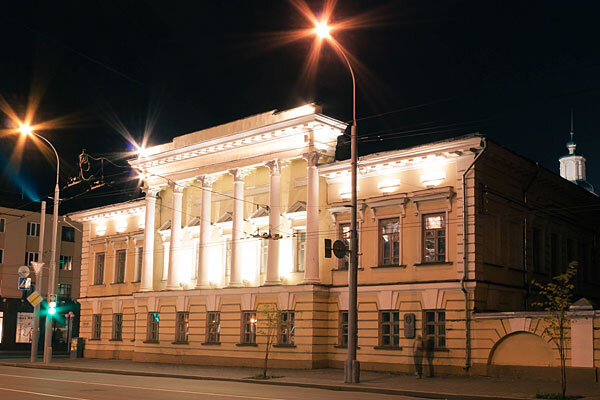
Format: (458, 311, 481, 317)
(94, 252, 105, 285)
(175, 311, 189, 343)
(92, 314, 102, 340)
(59, 255, 73, 271)
(146, 312, 160, 343)
(379, 217, 400, 266)
(337, 223, 351, 270)
(378, 310, 400, 348)
(205, 311, 221, 344)
(294, 230, 306, 272)
(25, 251, 39, 266)
(26, 222, 40, 237)
(423, 310, 446, 349)
(240, 311, 257, 345)
(277, 310, 295, 346)
(338, 310, 348, 347)
(61, 226, 75, 242)
(114, 249, 127, 284)
(112, 313, 123, 341)
(422, 213, 447, 263)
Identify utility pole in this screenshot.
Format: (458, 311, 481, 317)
(31, 201, 45, 362)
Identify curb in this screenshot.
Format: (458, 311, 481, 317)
(0, 361, 533, 400)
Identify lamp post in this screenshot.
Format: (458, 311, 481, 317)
(314, 22, 360, 383)
(19, 124, 60, 364)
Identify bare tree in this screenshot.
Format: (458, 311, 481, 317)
(257, 303, 284, 378)
(531, 261, 577, 399)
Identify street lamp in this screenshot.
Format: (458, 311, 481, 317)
(313, 21, 360, 383)
(19, 123, 60, 365)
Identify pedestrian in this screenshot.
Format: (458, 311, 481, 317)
(425, 337, 435, 377)
(413, 335, 423, 378)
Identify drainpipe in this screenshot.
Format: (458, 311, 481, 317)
(522, 163, 540, 310)
(461, 137, 487, 371)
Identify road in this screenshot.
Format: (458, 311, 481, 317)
(0, 365, 430, 400)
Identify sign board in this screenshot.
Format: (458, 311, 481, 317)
(18, 277, 31, 290)
(27, 291, 43, 307)
(18, 265, 30, 278)
(30, 261, 44, 275)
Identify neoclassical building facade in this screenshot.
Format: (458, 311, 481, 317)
(69, 105, 600, 378)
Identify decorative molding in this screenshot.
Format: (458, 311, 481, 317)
(228, 168, 251, 182)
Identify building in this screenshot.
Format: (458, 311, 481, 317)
(0, 205, 82, 351)
(68, 105, 600, 378)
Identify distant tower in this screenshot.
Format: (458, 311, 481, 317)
(559, 110, 595, 194)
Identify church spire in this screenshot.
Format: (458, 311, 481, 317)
(559, 108, 595, 194)
(567, 109, 576, 155)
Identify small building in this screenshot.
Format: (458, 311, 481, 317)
(68, 105, 600, 378)
(0, 205, 82, 351)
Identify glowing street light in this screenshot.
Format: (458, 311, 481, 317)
(19, 124, 61, 365)
(310, 16, 360, 384)
(314, 21, 331, 39)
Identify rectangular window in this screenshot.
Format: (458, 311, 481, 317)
(58, 283, 71, 300)
(0, 249, 3, 264)
(24, 252, 39, 266)
(379, 310, 400, 347)
(206, 312, 220, 344)
(26, 222, 40, 237)
(241, 311, 257, 344)
(59, 255, 73, 271)
(61, 226, 75, 242)
(175, 312, 189, 343)
(380, 218, 400, 265)
(0, 218, 5, 233)
(278, 311, 295, 345)
(94, 253, 105, 285)
(338, 310, 348, 347)
(92, 314, 102, 340)
(423, 214, 446, 263)
(338, 223, 350, 269)
(114, 249, 126, 283)
(295, 231, 306, 272)
(147, 312, 160, 342)
(112, 313, 123, 341)
(260, 239, 268, 275)
(134, 246, 143, 282)
(424, 310, 446, 348)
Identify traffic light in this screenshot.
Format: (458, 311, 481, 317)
(48, 301, 57, 316)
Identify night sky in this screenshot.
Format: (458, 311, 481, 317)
(1, 1, 599, 212)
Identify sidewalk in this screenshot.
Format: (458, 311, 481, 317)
(1, 357, 598, 400)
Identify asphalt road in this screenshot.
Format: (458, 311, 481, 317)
(0, 365, 430, 400)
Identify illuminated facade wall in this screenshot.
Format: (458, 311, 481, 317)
(69, 106, 600, 377)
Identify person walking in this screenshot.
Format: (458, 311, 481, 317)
(413, 335, 424, 378)
(425, 337, 435, 377)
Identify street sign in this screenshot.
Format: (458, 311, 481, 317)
(27, 291, 43, 307)
(18, 265, 30, 278)
(18, 277, 31, 290)
(30, 261, 44, 275)
(333, 240, 347, 259)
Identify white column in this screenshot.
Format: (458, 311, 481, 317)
(228, 168, 249, 287)
(265, 160, 282, 285)
(196, 175, 216, 289)
(140, 187, 159, 291)
(303, 152, 320, 284)
(166, 182, 184, 290)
